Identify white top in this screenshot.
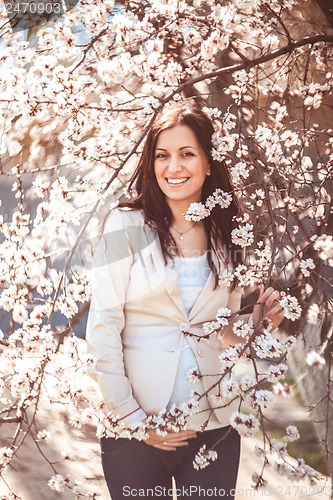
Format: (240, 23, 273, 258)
(171, 251, 211, 315)
(165, 251, 222, 431)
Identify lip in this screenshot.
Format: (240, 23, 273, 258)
(165, 177, 189, 186)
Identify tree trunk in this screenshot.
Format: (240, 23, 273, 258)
(286, 318, 333, 486)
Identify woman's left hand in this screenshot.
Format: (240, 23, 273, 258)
(252, 286, 285, 333)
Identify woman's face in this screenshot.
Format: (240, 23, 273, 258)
(154, 124, 210, 208)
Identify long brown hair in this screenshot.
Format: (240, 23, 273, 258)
(117, 106, 243, 291)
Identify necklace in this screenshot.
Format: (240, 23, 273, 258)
(170, 223, 195, 240)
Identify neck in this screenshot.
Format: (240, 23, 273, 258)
(167, 199, 201, 230)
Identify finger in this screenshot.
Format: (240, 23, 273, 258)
(262, 288, 278, 304)
(271, 314, 284, 331)
(173, 430, 197, 436)
(275, 311, 285, 321)
(161, 438, 192, 447)
(146, 438, 176, 449)
(265, 290, 280, 307)
(154, 444, 177, 451)
(258, 286, 274, 304)
(151, 434, 196, 448)
(168, 441, 190, 447)
(165, 431, 197, 440)
(266, 304, 283, 318)
(164, 438, 189, 444)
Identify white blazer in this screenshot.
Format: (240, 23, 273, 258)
(86, 207, 251, 427)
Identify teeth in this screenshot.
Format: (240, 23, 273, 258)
(167, 178, 188, 185)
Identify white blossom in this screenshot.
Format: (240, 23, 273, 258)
(272, 382, 294, 398)
(202, 321, 218, 335)
(37, 277, 54, 296)
(254, 333, 283, 359)
(220, 378, 240, 399)
(249, 389, 275, 409)
(211, 188, 232, 209)
(230, 161, 250, 184)
(48, 474, 66, 492)
(218, 345, 244, 372)
(278, 293, 302, 320)
(179, 399, 200, 417)
(193, 444, 218, 470)
(232, 320, 253, 338)
(184, 202, 210, 222)
(250, 189, 265, 207)
(230, 411, 259, 437)
(218, 270, 234, 287)
(37, 430, 52, 442)
(204, 107, 222, 120)
(186, 368, 200, 385)
(234, 264, 255, 286)
(306, 351, 326, 369)
(215, 307, 231, 327)
(0, 448, 14, 469)
(299, 258, 315, 277)
(271, 439, 288, 459)
(267, 363, 288, 383)
(252, 471, 268, 489)
(216, 307, 231, 318)
(239, 374, 256, 393)
(307, 304, 320, 325)
(57, 296, 79, 319)
(312, 234, 333, 263)
(231, 224, 254, 248)
(285, 425, 300, 442)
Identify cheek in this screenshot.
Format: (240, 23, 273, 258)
(194, 165, 209, 183)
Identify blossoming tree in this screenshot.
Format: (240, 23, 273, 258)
(0, 0, 332, 498)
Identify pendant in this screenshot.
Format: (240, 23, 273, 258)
(179, 234, 183, 240)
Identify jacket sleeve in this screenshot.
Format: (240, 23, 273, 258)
(86, 208, 147, 424)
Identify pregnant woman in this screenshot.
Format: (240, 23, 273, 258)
(86, 106, 284, 499)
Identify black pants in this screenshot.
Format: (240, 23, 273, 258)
(100, 425, 241, 499)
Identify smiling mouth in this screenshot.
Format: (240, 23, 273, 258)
(166, 178, 189, 186)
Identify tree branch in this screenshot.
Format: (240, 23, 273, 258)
(173, 34, 333, 94)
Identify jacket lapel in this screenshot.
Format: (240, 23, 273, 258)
(150, 235, 188, 317)
(149, 230, 220, 321)
(187, 249, 221, 321)
(187, 270, 215, 321)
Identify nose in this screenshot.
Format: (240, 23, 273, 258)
(168, 155, 183, 174)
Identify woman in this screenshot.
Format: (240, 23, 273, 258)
(86, 106, 284, 499)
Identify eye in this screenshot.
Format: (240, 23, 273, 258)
(182, 151, 195, 157)
(155, 153, 167, 159)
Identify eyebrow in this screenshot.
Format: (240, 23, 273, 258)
(155, 146, 196, 151)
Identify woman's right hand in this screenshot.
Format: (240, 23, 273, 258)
(145, 429, 197, 451)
